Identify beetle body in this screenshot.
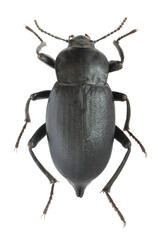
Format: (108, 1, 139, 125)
(46, 83, 115, 197)
(16, 20, 146, 224)
(46, 36, 115, 197)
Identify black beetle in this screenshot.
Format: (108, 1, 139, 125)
(16, 18, 146, 225)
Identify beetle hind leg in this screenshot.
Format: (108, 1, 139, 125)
(104, 191, 126, 226)
(102, 126, 131, 226)
(28, 123, 58, 215)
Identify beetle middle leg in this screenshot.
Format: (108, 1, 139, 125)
(102, 126, 131, 226)
(15, 90, 50, 148)
(28, 123, 58, 215)
(113, 91, 147, 156)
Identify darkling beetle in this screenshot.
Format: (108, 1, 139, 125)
(15, 18, 146, 225)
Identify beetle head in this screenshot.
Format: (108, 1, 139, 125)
(68, 35, 95, 48)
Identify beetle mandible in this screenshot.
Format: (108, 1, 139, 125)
(16, 18, 146, 225)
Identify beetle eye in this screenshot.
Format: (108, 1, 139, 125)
(69, 35, 74, 39)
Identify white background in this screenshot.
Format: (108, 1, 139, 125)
(1, 0, 162, 239)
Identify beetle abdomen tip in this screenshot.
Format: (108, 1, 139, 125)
(74, 186, 85, 198)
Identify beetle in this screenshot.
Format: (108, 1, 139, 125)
(16, 18, 146, 225)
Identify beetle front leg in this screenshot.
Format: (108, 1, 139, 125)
(102, 126, 131, 226)
(28, 123, 58, 215)
(109, 41, 124, 72)
(15, 90, 50, 148)
(113, 91, 147, 156)
(36, 42, 55, 68)
(25, 26, 55, 68)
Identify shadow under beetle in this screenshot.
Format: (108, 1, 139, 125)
(16, 18, 146, 226)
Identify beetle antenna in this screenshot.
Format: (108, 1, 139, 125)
(94, 17, 127, 43)
(25, 25, 44, 42)
(34, 20, 69, 43)
(116, 29, 137, 42)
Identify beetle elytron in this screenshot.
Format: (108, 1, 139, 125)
(16, 18, 146, 225)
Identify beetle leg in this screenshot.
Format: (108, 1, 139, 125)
(109, 60, 123, 72)
(102, 126, 131, 226)
(109, 41, 124, 72)
(15, 90, 50, 149)
(113, 91, 147, 156)
(37, 52, 55, 68)
(28, 123, 58, 215)
(25, 25, 55, 68)
(36, 42, 55, 68)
